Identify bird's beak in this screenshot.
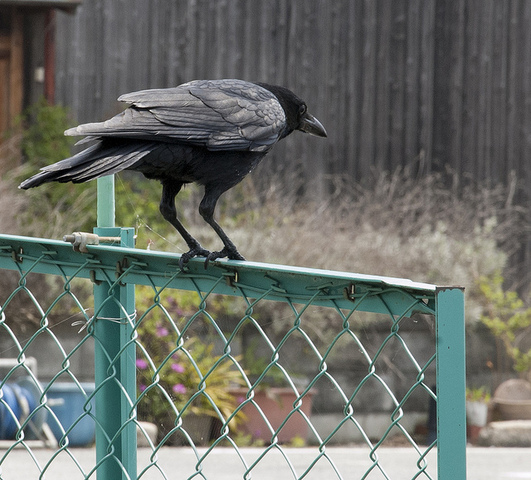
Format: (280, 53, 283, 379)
(299, 112, 327, 138)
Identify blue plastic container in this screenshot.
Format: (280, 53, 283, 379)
(45, 382, 96, 447)
(0, 384, 21, 439)
(0, 381, 41, 440)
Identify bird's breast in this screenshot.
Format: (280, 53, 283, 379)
(132, 142, 267, 188)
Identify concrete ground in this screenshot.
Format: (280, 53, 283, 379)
(1, 446, 530, 479)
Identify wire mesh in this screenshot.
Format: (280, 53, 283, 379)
(0, 232, 465, 479)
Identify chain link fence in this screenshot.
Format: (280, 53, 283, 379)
(0, 229, 466, 479)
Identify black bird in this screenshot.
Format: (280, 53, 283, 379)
(19, 79, 327, 266)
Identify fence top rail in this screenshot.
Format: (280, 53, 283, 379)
(0, 232, 436, 315)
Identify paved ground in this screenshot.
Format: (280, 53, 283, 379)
(1, 446, 531, 479)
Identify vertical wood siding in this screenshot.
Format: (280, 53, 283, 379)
(53, 0, 531, 275)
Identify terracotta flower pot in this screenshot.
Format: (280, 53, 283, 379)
(231, 387, 315, 444)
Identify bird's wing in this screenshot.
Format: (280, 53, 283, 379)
(65, 79, 286, 152)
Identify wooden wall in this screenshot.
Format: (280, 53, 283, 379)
(53, 0, 531, 190)
(0, 6, 23, 163)
(52, 0, 531, 278)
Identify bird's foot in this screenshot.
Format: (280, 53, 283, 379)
(179, 246, 211, 269)
(204, 247, 245, 268)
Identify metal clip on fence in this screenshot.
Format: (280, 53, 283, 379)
(63, 232, 122, 253)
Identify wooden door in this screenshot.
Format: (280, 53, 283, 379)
(0, 7, 23, 142)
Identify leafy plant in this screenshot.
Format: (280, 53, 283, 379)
(479, 272, 531, 375)
(136, 336, 245, 419)
(466, 386, 491, 403)
(241, 338, 289, 388)
(135, 285, 247, 434)
(12, 98, 97, 236)
(19, 97, 74, 164)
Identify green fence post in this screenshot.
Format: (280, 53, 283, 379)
(94, 174, 137, 479)
(436, 286, 467, 480)
(97, 176, 115, 228)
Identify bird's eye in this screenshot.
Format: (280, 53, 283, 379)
(299, 104, 307, 116)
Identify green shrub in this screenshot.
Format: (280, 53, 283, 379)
(479, 272, 531, 375)
(134, 285, 246, 434)
(20, 97, 74, 165)
(11, 98, 97, 236)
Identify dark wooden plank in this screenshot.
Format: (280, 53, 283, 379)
(505, 0, 519, 177)
(389, 0, 407, 171)
(404, 0, 421, 170)
(521, 1, 531, 187)
(490, 2, 509, 181)
(418, 0, 435, 174)
(448, 0, 466, 176)
(358, 0, 378, 178)
(374, 0, 392, 171)
(461, 0, 479, 180)
(476, 1, 494, 183)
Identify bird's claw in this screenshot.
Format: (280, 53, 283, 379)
(204, 247, 245, 268)
(179, 246, 211, 269)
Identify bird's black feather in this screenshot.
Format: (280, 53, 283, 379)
(19, 79, 326, 266)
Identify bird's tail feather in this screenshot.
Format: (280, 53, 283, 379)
(19, 141, 151, 189)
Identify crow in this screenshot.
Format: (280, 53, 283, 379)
(19, 79, 327, 266)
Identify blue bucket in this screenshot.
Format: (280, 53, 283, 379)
(45, 382, 96, 447)
(0, 382, 39, 439)
(0, 384, 21, 439)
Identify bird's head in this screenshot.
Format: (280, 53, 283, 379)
(256, 83, 327, 139)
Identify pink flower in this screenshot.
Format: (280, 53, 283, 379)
(139, 384, 147, 392)
(156, 325, 169, 337)
(171, 363, 185, 373)
(136, 358, 148, 370)
(172, 383, 187, 395)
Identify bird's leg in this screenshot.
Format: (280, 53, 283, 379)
(199, 186, 246, 266)
(159, 182, 210, 267)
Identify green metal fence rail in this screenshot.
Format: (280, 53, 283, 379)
(0, 230, 466, 479)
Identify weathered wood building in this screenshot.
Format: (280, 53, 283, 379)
(50, 1, 531, 184)
(0, 0, 80, 172)
(5, 0, 531, 281)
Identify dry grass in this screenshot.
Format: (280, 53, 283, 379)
(1, 161, 527, 323)
(199, 169, 522, 280)
(182, 167, 526, 323)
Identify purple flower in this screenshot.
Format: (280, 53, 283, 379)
(139, 384, 147, 392)
(172, 383, 187, 395)
(171, 363, 185, 373)
(136, 358, 148, 370)
(156, 325, 169, 337)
